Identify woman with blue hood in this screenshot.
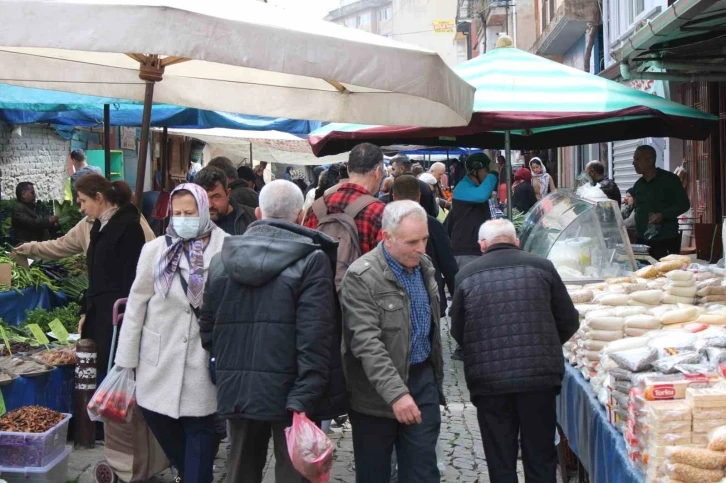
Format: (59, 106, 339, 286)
(115, 183, 228, 483)
(444, 152, 499, 269)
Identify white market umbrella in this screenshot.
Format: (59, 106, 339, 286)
(167, 128, 349, 166)
(0, 0, 474, 201)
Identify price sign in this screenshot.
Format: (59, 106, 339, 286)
(48, 319, 70, 344)
(27, 323, 50, 348)
(0, 326, 11, 357)
(0, 390, 5, 417)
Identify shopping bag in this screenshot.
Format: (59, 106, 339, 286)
(285, 412, 334, 483)
(87, 366, 136, 423)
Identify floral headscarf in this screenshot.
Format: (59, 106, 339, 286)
(153, 184, 214, 308)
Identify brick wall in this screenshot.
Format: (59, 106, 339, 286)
(0, 122, 70, 201)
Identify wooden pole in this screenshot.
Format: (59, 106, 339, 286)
(160, 127, 169, 234)
(103, 104, 111, 181)
(74, 339, 97, 448)
(134, 81, 155, 205)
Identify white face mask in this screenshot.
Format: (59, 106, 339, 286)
(172, 216, 200, 240)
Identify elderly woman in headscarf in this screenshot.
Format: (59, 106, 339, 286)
(530, 157, 556, 201)
(115, 184, 228, 483)
(512, 167, 538, 214)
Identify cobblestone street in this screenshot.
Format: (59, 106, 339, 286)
(69, 316, 529, 483)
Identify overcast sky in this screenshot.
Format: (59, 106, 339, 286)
(266, 0, 341, 19)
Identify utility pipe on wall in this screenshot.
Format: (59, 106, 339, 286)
(620, 62, 726, 82)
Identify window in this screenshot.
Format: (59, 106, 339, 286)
(378, 7, 392, 22)
(357, 12, 371, 27)
(628, 0, 645, 24)
(609, 0, 651, 46)
(456, 40, 468, 65)
(344, 17, 356, 28)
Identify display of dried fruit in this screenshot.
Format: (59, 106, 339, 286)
(0, 341, 35, 357)
(0, 357, 52, 376)
(0, 406, 64, 433)
(32, 347, 76, 366)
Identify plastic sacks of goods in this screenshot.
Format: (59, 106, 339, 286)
(686, 386, 726, 451)
(577, 308, 625, 380)
(662, 271, 697, 305)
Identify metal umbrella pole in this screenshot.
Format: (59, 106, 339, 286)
(505, 130, 513, 219)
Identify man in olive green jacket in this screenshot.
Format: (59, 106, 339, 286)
(340, 200, 445, 483)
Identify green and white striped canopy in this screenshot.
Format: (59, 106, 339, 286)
(310, 45, 717, 156)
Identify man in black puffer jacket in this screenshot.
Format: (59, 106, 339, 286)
(199, 180, 346, 483)
(450, 219, 578, 483)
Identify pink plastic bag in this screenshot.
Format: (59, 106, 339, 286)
(284, 412, 334, 483)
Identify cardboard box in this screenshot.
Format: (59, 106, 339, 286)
(0, 262, 11, 287)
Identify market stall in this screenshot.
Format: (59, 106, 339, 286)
(559, 255, 726, 482)
(0, 287, 68, 327)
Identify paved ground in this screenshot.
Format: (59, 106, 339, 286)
(68, 315, 533, 483)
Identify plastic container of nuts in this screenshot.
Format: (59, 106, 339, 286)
(0, 412, 71, 468)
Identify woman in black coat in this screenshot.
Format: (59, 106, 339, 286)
(75, 174, 146, 381)
(512, 167, 538, 214)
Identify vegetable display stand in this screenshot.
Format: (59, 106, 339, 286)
(0, 413, 71, 468)
(0, 287, 69, 327)
(0, 445, 72, 483)
(0, 366, 75, 414)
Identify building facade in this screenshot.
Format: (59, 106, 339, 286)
(327, 0, 464, 67)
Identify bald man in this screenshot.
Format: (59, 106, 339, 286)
(586, 160, 621, 207)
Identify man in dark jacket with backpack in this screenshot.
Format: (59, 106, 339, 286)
(303, 143, 386, 287)
(200, 180, 344, 483)
(450, 219, 579, 483)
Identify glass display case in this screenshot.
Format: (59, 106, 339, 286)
(519, 191, 637, 282)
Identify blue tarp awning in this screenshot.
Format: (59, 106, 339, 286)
(0, 84, 322, 135)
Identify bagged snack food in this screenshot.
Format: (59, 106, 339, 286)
(642, 374, 718, 401)
(697, 286, 726, 297)
(588, 329, 625, 341)
(694, 314, 726, 326)
(580, 339, 608, 351)
(685, 387, 726, 408)
(607, 277, 635, 285)
(664, 463, 724, 483)
(658, 261, 689, 274)
(649, 333, 697, 356)
(691, 408, 726, 420)
(586, 308, 618, 320)
(697, 278, 723, 289)
(569, 289, 594, 303)
(649, 305, 680, 318)
(625, 327, 650, 337)
(693, 419, 726, 433)
(635, 265, 659, 279)
(707, 425, 726, 451)
(682, 323, 709, 333)
(661, 255, 693, 265)
(652, 352, 703, 374)
(706, 347, 726, 367)
(700, 295, 726, 304)
(611, 347, 659, 372)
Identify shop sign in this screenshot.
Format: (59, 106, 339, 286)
(433, 20, 455, 33)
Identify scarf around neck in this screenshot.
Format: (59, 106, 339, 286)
(153, 183, 214, 308)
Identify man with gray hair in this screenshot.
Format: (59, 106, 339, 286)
(340, 200, 445, 483)
(450, 219, 578, 483)
(200, 179, 343, 483)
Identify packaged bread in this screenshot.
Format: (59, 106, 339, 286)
(692, 432, 709, 446)
(661, 308, 699, 326)
(625, 327, 651, 337)
(598, 294, 630, 306)
(615, 306, 649, 317)
(588, 317, 625, 331)
(569, 289, 594, 303)
(667, 285, 698, 298)
(667, 271, 695, 282)
(625, 315, 662, 330)
(588, 329, 624, 341)
(685, 387, 726, 408)
(635, 265, 659, 279)
(603, 337, 649, 354)
(646, 400, 692, 420)
(630, 290, 665, 306)
(691, 408, 726, 420)
(662, 294, 696, 305)
(693, 419, 726, 433)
